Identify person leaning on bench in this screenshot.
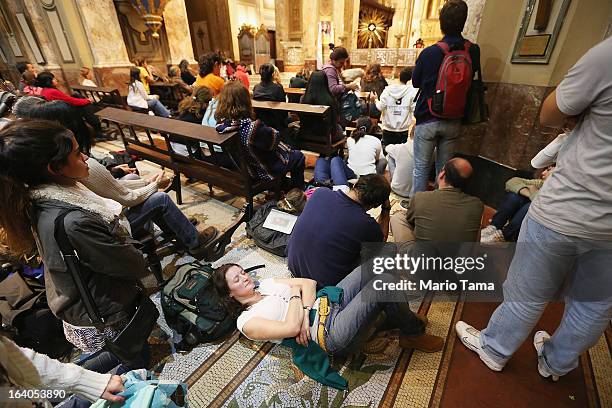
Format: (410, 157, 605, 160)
(215, 81, 305, 190)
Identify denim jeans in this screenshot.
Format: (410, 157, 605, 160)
(314, 156, 356, 186)
(126, 192, 200, 249)
(411, 119, 461, 195)
(324, 264, 425, 356)
(147, 99, 171, 118)
(270, 149, 306, 190)
(480, 214, 612, 376)
(491, 192, 531, 241)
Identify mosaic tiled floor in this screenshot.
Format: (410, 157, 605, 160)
(91, 140, 611, 408)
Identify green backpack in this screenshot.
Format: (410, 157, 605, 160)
(161, 261, 235, 350)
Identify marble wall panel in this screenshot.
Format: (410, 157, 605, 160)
(75, 0, 130, 66)
(163, 0, 194, 64)
(457, 82, 561, 170)
(93, 66, 132, 95)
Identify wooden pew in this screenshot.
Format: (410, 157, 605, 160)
(149, 81, 183, 110)
(96, 107, 281, 218)
(251, 100, 345, 155)
(71, 84, 126, 109)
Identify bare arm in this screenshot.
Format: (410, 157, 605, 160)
(540, 89, 569, 128)
(273, 277, 317, 346)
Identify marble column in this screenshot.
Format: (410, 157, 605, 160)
(163, 0, 195, 64)
(75, 0, 131, 92)
(301, 0, 319, 66)
(463, 0, 487, 42)
(274, 0, 289, 65)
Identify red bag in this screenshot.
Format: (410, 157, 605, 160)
(428, 40, 473, 119)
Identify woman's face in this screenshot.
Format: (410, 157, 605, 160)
(225, 265, 255, 299)
(55, 137, 89, 180)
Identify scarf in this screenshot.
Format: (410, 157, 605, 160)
(31, 183, 131, 236)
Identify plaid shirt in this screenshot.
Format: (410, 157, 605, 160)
(217, 118, 290, 181)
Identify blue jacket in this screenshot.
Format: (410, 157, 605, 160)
(412, 35, 481, 125)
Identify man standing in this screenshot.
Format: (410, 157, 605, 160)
(411, 0, 480, 195)
(456, 37, 612, 381)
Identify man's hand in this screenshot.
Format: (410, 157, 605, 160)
(369, 91, 377, 102)
(100, 375, 125, 403)
(296, 313, 311, 347)
(147, 171, 173, 190)
(115, 164, 137, 174)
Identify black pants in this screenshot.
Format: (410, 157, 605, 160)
(382, 129, 409, 147)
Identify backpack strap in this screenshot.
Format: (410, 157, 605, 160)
(54, 209, 106, 328)
(436, 41, 450, 54)
(463, 40, 472, 52)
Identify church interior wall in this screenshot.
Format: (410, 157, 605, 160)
(457, 0, 612, 170)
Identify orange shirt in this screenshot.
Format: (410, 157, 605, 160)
(194, 73, 225, 95)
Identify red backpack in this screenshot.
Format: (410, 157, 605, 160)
(427, 40, 473, 119)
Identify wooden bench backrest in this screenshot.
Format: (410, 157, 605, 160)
(149, 82, 183, 109)
(71, 85, 126, 109)
(95, 107, 263, 196)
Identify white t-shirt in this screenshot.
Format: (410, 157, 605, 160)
(529, 37, 612, 240)
(386, 140, 414, 197)
(236, 278, 319, 343)
(347, 135, 382, 175)
(126, 80, 149, 109)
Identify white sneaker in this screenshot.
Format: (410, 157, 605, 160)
(481, 229, 505, 243)
(533, 331, 560, 382)
(480, 225, 498, 239)
(455, 321, 504, 372)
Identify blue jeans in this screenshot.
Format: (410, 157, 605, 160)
(126, 192, 200, 249)
(411, 119, 461, 195)
(491, 192, 531, 241)
(324, 264, 425, 356)
(480, 214, 612, 376)
(270, 149, 306, 190)
(147, 98, 171, 118)
(314, 156, 356, 186)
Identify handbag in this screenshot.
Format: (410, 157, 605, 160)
(462, 67, 489, 124)
(53, 209, 159, 364)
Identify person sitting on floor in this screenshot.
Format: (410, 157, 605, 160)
(127, 67, 171, 117)
(481, 165, 556, 243)
(215, 81, 305, 190)
(371, 67, 418, 148)
(179, 59, 196, 86)
(314, 116, 386, 189)
(253, 63, 288, 136)
(194, 53, 225, 96)
(234, 63, 250, 90)
(390, 157, 483, 242)
(212, 262, 443, 356)
(386, 137, 415, 198)
(168, 65, 193, 97)
(288, 174, 391, 288)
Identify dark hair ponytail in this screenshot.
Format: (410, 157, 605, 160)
(351, 116, 372, 143)
(0, 119, 74, 253)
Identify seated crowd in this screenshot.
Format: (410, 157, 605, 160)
(0, 1, 608, 405)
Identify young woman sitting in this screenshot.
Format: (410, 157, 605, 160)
(127, 67, 171, 117)
(215, 81, 305, 190)
(314, 116, 386, 188)
(252, 63, 288, 136)
(211, 263, 444, 355)
(0, 120, 153, 365)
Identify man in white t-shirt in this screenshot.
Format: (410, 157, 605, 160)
(386, 139, 414, 197)
(456, 37, 612, 381)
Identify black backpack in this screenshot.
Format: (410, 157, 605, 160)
(161, 261, 235, 350)
(245, 201, 291, 257)
(0, 271, 73, 359)
(339, 92, 364, 126)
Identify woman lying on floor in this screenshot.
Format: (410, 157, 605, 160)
(212, 263, 444, 356)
